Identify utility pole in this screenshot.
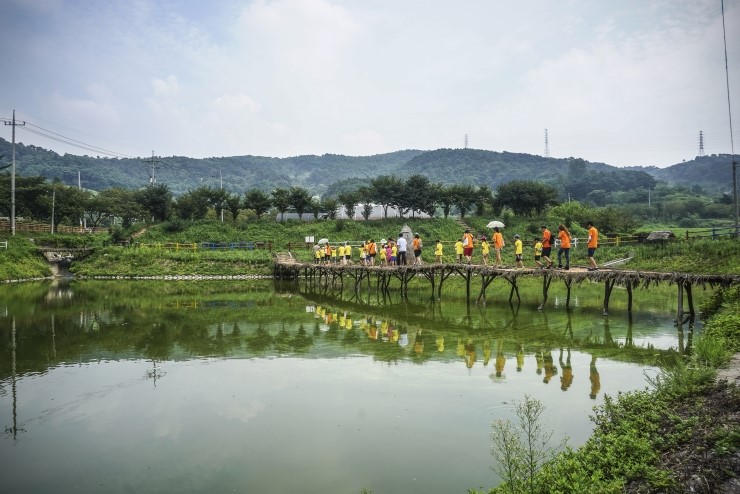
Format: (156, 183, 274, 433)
(2, 110, 26, 236)
(215, 168, 224, 222)
(721, 0, 738, 238)
(141, 151, 164, 184)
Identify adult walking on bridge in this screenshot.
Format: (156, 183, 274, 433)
(587, 221, 599, 271)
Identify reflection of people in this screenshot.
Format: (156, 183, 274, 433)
(413, 330, 424, 354)
(398, 329, 409, 347)
(516, 344, 524, 372)
(483, 340, 492, 366)
(495, 344, 506, 378)
(536, 349, 544, 375)
(590, 355, 601, 399)
(436, 335, 445, 352)
(465, 339, 476, 369)
(559, 348, 573, 391)
(543, 350, 557, 384)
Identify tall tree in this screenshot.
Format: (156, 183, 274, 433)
(448, 184, 477, 218)
(321, 197, 338, 220)
(370, 175, 403, 218)
(135, 183, 172, 222)
(271, 188, 291, 221)
(289, 186, 312, 220)
(495, 180, 559, 217)
(244, 189, 272, 219)
(337, 191, 358, 220)
(224, 192, 242, 221)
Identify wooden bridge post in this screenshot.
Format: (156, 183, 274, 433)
(626, 282, 633, 312)
(538, 274, 552, 310)
(685, 282, 695, 318)
(676, 282, 684, 324)
(508, 277, 521, 304)
(603, 279, 616, 316)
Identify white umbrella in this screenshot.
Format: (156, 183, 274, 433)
(487, 220, 505, 229)
(317, 238, 329, 245)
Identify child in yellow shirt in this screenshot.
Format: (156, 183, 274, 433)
(480, 237, 490, 266)
(454, 239, 464, 263)
(534, 238, 543, 268)
(434, 240, 443, 263)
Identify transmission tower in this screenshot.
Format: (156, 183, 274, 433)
(464, 134, 468, 149)
(141, 151, 164, 184)
(699, 130, 705, 157)
(544, 129, 550, 158)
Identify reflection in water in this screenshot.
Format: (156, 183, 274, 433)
(0, 278, 708, 493)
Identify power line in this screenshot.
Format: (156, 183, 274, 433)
(20, 122, 138, 159)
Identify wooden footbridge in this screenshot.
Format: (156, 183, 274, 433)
(272, 253, 740, 320)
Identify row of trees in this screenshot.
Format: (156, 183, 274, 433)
(1, 173, 565, 228)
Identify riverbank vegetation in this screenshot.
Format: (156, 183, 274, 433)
(472, 286, 740, 494)
(1, 215, 739, 279)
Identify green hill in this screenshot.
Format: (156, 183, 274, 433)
(1, 138, 734, 196)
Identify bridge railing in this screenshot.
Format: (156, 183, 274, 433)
(685, 226, 739, 240)
(134, 241, 273, 251)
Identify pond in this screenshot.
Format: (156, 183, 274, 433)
(0, 278, 705, 493)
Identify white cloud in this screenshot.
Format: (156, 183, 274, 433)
(1, 0, 737, 166)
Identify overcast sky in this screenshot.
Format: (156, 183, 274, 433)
(1, 0, 739, 167)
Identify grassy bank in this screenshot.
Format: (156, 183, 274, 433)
(0, 236, 51, 280)
(1, 219, 739, 279)
(472, 286, 740, 494)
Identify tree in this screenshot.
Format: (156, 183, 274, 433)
(224, 192, 242, 221)
(404, 174, 437, 218)
(95, 187, 145, 227)
(475, 185, 494, 216)
(337, 191, 358, 220)
(173, 187, 211, 221)
(320, 197, 338, 219)
(496, 180, 559, 217)
(244, 189, 272, 219)
(0, 174, 51, 221)
(358, 186, 373, 220)
(437, 185, 455, 218)
(289, 186, 312, 220)
(370, 175, 403, 218)
(135, 183, 172, 222)
(448, 184, 477, 218)
(271, 188, 291, 221)
(43, 182, 89, 228)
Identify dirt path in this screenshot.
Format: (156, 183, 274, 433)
(716, 353, 740, 385)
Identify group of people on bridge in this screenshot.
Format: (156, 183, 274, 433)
(313, 222, 599, 271)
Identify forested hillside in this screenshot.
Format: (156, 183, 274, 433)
(643, 154, 735, 193)
(0, 137, 734, 196)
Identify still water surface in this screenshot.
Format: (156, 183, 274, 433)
(0, 279, 704, 493)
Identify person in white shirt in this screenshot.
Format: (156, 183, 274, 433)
(397, 233, 407, 265)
